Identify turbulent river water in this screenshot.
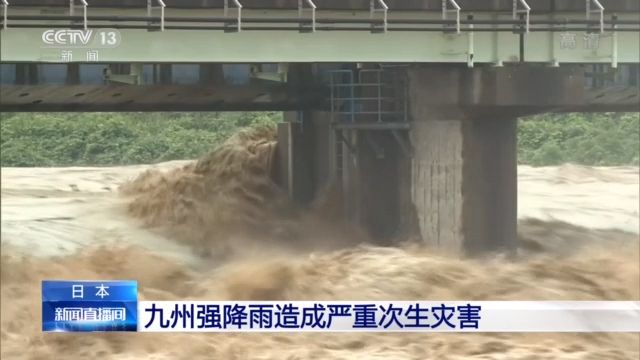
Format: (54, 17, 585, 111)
(1, 128, 639, 360)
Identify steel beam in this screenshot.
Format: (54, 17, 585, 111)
(0, 9, 638, 64)
(0, 83, 322, 111)
(2, 27, 638, 64)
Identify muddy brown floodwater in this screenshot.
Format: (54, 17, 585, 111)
(1, 127, 639, 360)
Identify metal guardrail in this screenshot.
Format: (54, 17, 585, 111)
(513, 0, 530, 33)
(69, 0, 87, 29)
(1, 0, 7, 30)
(442, 0, 460, 33)
(370, 0, 388, 32)
(329, 68, 406, 126)
(298, 0, 316, 32)
(224, 0, 242, 32)
(587, 0, 605, 33)
(147, 0, 165, 31)
(328, 68, 411, 164)
(2, 16, 637, 33)
(1, 2, 638, 34)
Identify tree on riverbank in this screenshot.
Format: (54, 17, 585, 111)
(1, 112, 638, 167)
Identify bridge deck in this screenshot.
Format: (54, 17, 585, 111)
(1, 5, 638, 64)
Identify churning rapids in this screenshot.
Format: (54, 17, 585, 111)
(1, 127, 639, 360)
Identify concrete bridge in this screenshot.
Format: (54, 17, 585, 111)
(1, 0, 639, 253)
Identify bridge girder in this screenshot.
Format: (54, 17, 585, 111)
(1, 7, 638, 64)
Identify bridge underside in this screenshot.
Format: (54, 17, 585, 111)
(0, 83, 320, 112)
(1, 63, 638, 112)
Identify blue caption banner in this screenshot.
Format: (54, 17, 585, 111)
(42, 280, 138, 332)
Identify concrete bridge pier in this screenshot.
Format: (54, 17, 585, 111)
(409, 111, 517, 254)
(407, 66, 518, 253)
(278, 65, 584, 254)
(405, 65, 582, 253)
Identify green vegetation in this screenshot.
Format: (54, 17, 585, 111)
(518, 112, 639, 166)
(0, 112, 280, 167)
(0, 112, 638, 167)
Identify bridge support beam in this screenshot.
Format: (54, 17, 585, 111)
(276, 114, 313, 204)
(277, 110, 333, 205)
(407, 67, 518, 254)
(463, 117, 518, 254)
(409, 114, 517, 254)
